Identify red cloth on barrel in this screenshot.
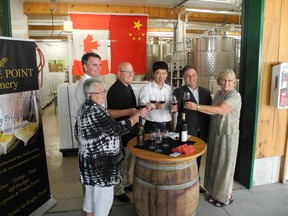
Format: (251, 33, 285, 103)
(171, 144, 196, 155)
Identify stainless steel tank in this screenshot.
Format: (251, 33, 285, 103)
(191, 36, 236, 89)
(146, 44, 157, 75)
(146, 40, 172, 76)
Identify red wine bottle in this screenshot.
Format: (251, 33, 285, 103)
(179, 113, 187, 143)
(137, 116, 145, 146)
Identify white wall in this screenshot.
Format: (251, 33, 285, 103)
(10, 0, 29, 39)
(253, 156, 282, 185)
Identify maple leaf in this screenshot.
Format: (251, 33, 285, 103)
(83, 34, 100, 52)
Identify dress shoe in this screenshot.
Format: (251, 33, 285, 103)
(199, 186, 206, 193)
(115, 193, 130, 203)
(124, 185, 133, 191)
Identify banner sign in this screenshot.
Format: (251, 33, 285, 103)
(0, 37, 51, 216)
(0, 37, 39, 95)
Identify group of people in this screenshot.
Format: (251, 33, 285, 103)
(72, 52, 242, 216)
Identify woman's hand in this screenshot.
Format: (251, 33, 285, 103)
(170, 103, 178, 113)
(137, 107, 148, 118)
(184, 101, 198, 111)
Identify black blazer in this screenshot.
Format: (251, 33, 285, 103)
(173, 85, 212, 142)
(107, 79, 137, 146)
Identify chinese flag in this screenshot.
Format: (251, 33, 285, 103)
(70, 13, 110, 76)
(110, 15, 147, 74)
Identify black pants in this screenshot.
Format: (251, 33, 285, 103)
(144, 120, 171, 133)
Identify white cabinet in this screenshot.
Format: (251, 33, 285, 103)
(57, 83, 78, 155)
(270, 63, 288, 109)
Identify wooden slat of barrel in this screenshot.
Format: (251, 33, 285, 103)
(133, 158, 199, 216)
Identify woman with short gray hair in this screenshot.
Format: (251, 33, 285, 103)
(75, 78, 147, 216)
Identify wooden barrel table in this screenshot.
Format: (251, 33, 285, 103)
(128, 135, 206, 216)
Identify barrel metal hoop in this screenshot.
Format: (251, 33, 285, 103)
(137, 158, 196, 171)
(134, 175, 199, 190)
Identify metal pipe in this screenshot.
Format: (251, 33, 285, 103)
(171, 0, 189, 10)
(184, 8, 241, 16)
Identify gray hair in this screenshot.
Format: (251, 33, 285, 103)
(218, 69, 236, 80)
(83, 78, 103, 99)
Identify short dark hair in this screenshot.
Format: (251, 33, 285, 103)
(152, 61, 168, 73)
(181, 65, 197, 77)
(81, 52, 101, 67)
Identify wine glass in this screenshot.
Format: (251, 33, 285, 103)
(159, 93, 166, 104)
(183, 92, 190, 102)
(150, 94, 156, 104)
(162, 129, 169, 148)
(154, 128, 162, 153)
(0, 97, 16, 155)
(138, 98, 147, 109)
(170, 95, 178, 115)
(149, 131, 156, 150)
(13, 91, 39, 147)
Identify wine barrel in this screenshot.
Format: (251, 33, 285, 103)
(133, 158, 199, 216)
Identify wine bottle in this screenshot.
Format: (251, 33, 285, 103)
(137, 116, 145, 146)
(179, 113, 188, 143)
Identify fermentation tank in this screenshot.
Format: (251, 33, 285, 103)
(191, 36, 237, 89)
(146, 44, 157, 76)
(146, 40, 172, 76)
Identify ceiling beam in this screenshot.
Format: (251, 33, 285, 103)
(23, 2, 241, 24)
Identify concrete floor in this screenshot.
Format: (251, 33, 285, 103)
(42, 102, 288, 216)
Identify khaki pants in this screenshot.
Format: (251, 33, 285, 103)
(114, 147, 132, 196)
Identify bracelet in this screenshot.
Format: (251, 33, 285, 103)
(197, 105, 200, 111)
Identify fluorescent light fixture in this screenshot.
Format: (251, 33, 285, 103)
(63, 20, 73, 32)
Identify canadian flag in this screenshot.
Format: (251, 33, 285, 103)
(70, 13, 110, 76)
(70, 13, 147, 76)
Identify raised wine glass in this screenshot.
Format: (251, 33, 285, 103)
(159, 93, 166, 104)
(183, 92, 190, 102)
(138, 98, 147, 109)
(150, 94, 156, 104)
(170, 95, 178, 115)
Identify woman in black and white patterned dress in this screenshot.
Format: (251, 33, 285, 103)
(75, 78, 147, 216)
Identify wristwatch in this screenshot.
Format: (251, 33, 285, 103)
(197, 105, 200, 111)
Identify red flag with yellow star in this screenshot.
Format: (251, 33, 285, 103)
(110, 15, 147, 74)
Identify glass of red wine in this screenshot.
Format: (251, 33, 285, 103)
(138, 99, 147, 109)
(159, 93, 166, 104)
(150, 94, 156, 104)
(170, 95, 178, 115)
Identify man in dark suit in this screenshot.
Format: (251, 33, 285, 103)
(107, 62, 138, 203)
(173, 66, 212, 193)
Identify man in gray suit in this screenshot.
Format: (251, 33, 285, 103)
(173, 66, 212, 193)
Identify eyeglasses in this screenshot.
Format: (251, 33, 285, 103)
(89, 89, 107, 95)
(221, 79, 234, 83)
(120, 70, 135, 75)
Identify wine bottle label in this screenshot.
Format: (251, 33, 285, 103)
(181, 131, 187, 142)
